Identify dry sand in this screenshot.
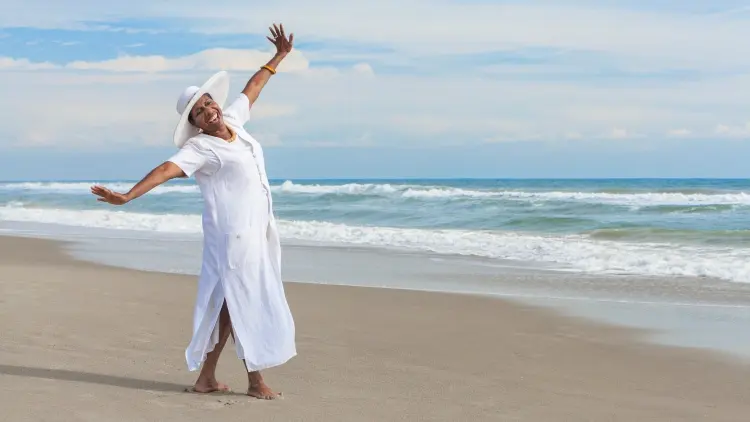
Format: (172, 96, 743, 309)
(1, 235, 750, 421)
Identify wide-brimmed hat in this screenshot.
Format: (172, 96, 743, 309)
(173, 70, 230, 148)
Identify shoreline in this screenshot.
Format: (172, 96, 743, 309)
(2, 234, 750, 420)
(6, 224, 750, 361)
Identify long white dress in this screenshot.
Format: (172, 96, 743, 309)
(167, 93, 296, 372)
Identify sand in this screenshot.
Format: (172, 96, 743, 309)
(1, 235, 750, 421)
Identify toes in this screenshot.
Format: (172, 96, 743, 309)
(189, 381, 232, 394)
(247, 390, 281, 400)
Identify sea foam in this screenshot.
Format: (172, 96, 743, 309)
(1, 204, 748, 284)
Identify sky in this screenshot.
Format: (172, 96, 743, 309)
(1, 0, 750, 179)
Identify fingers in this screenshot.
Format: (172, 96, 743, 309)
(91, 186, 116, 200)
(91, 186, 110, 196)
(91, 185, 126, 205)
(269, 23, 292, 43)
(268, 23, 294, 52)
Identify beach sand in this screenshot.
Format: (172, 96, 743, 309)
(2, 235, 750, 421)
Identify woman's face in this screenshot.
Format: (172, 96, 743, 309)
(189, 93, 224, 133)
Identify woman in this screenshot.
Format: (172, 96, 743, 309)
(91, 24, 296, 400)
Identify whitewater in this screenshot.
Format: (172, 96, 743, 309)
(1, 178, 749, 283)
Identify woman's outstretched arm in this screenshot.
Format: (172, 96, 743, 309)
(91, 161, 185, 205)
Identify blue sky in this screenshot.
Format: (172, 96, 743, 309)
(1, 0, 749, 179)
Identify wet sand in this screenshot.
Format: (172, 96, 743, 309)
(1, 235, 749, 421)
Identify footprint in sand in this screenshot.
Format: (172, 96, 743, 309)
(147, 393, 241, 410)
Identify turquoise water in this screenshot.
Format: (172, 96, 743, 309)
(1, 178, 749, 282)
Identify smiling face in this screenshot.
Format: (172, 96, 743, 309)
(188, 93, 224, 133)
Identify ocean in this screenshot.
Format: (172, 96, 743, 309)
(5, 177, 750, 358)
(1, 178, 749, 283)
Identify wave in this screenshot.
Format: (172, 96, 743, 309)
(0, 204, 201, 233)
(637, 204, 738, 214)
(492, 191, 750, 206)
(1, 204, 749, 284)
(0, 182, 199, 195)
(4, 180, 750, 208)
(273, 181, 506, 199)
(273, 180, 401, 195)
(589, 227, 750, 245)
(272, 182, 750, 207)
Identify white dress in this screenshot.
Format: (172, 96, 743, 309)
(167, 93, 296, 372)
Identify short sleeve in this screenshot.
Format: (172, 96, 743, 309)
(167, 142, 219, 177)
(222, 93, 251, 125)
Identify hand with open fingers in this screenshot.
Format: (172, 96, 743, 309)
(91, 185, 129, 205)
(267, 23, 293, 56)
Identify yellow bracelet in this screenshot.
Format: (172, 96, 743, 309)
(261, 65, 277, 74)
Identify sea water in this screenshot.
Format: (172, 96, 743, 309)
(3, 178, 750, 359)
(1, 178, 749, 282)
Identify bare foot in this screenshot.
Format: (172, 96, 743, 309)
(247, 382, 282, 400)
(190, 379, 231, 394)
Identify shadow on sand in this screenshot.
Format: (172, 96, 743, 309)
(0, 364, 188, 393)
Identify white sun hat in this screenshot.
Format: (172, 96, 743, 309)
(173, 70, 230, 148)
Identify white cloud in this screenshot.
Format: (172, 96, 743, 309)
(0, 49, 311, 74)
(564, 131, 583, 140)
(6, 1, 750, 72)
(0, 69, 301, 149)
(667, 128, 692, 137)
(2, 64, 749, 149)
(53, 40, 81, 46)
(2, 1, 750, 149)
(250, 104, 297, 119)
(352, 63, 374, 76)
(0, 57, 55, 70)
(716, 124, 732, 134)
(388, 113, 542, 143)
(609, 128, 631, 139)
(715, 122, 750, 138)
(66, 48, 310, 73)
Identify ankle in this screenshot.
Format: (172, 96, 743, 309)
(196, 372, 217, 383)
(247, 371, 265, 387)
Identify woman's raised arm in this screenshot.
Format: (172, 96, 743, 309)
(241, 23, 294, 106)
